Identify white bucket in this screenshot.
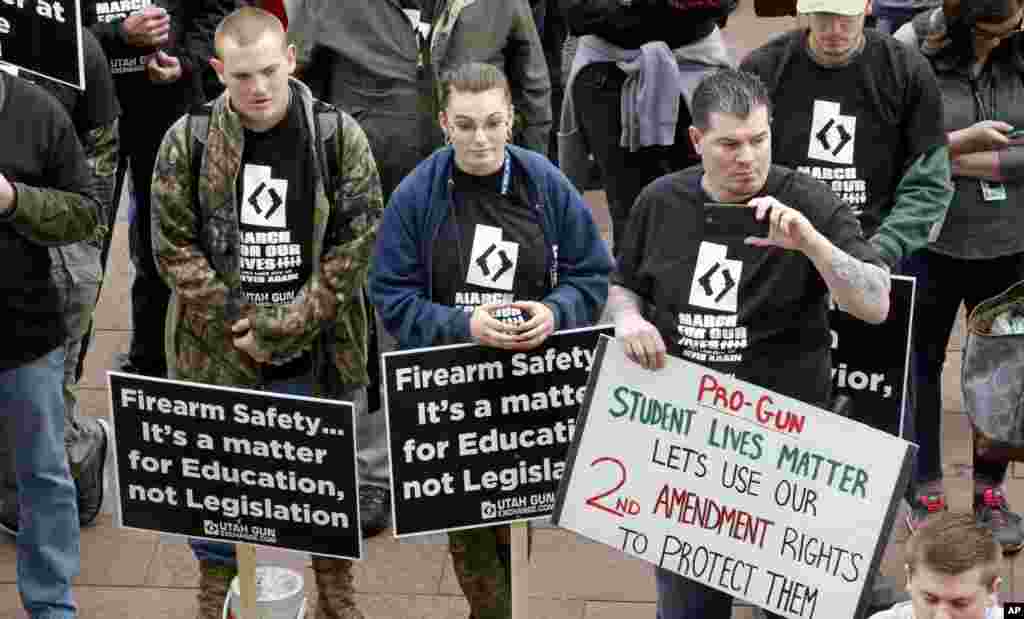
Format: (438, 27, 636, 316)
(222, 566, 306, 619)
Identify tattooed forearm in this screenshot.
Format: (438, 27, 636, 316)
(826, 246, 891, 324)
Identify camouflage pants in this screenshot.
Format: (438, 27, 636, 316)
(448, 526, 517, 619)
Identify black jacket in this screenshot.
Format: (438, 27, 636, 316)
(0, 74, 101, 369)
(560, 0, 726, 49)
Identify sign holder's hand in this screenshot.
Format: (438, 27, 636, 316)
(146, 50, 182, 84)
(232, 318, 272, 364)
(616, 312, 666, 370)
(121, 6, 170, 48)
(505, 301, 555, 351)
(470, 303, 519, 349)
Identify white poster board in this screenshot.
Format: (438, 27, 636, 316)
(553, 337, 915, 619)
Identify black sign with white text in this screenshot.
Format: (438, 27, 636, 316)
(383, 326, 613, 537)
(108, 373, 361, 560)
(0, 0, 83, 89)
(829, 275, 915, 437)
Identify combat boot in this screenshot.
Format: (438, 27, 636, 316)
(311, 556, 364, 619)
(196, 560, 235, 619)
(449, 527, 510, 619)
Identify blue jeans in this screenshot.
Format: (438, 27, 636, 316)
(1, 348, 79, 618)
(655, 567, 783, 619)
(190, 375, 366, 564)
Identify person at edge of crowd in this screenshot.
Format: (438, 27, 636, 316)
(740, 0, 951, 273)
(0, 67, 102, 619)
(738, 0, 955, 552)
(557, 0, 736, 250)
(369, 62, 612, 619)
(0, 27, 120, 535)
(874, 0, 941, 35)
(285, 0, 552, 538)
(869, 511, 1004, 619)
(80, 0, 237, 382)
(610, 67, 891, 619)
(150, 8, 382, 619)
(889, 0, 1024, 553)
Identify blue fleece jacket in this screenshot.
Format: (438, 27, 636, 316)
(369, 144, 613, 350)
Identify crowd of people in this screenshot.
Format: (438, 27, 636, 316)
(1, 0, 1022, 618)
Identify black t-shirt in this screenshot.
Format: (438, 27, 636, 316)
(741, 29, 946, 238)
(431, 157, 548, 330)
(614, 165, 886, 406)
(237, 94, 315, 377)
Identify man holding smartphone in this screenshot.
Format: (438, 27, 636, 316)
(609, 68, 891, 619)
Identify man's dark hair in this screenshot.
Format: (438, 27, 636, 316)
(690, 68, 772, 131)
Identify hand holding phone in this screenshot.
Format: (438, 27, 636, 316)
(703, 203, 771, 239)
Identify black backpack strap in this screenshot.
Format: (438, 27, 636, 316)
(312, 99, 343, 249)
(187, 102, 213, 215)
(313, 99, 341, 212)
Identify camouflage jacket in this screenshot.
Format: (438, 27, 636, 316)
(151, 78, 383, 393)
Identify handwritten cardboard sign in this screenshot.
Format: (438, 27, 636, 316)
(554, 337, 915, 619)
(108, 372, 362, 560)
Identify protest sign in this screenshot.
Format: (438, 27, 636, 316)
(383, 325, 613, 537)
(108, 372, 361, 560)
(554, 337, 915, 619)
(0, 0, 83, 89)
(830, 274, 916, 437)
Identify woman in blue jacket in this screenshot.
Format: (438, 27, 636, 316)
(369, 62, 612, 618)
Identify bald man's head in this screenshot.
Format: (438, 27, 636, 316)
(210, 6, 296, 132)
(214, 6, 287, 59)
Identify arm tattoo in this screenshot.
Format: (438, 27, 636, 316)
(830, 248, 890, 308)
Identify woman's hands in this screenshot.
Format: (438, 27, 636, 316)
(470, 301, 555, 351)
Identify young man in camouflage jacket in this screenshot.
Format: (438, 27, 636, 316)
(150, 8, 382, 618)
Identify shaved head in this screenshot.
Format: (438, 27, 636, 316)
(214, 6, 286, 59)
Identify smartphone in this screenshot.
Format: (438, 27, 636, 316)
(1008, 128, 1024, 144)
(703, 203, 771, 239)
